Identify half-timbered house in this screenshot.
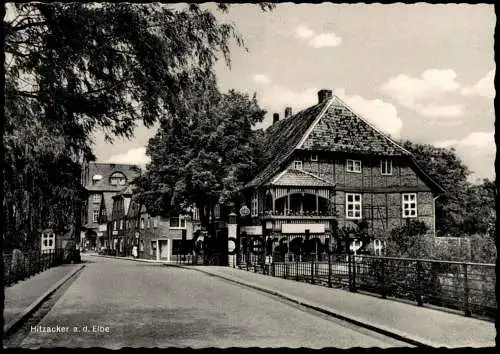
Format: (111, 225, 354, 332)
(239, 89, 445, 259)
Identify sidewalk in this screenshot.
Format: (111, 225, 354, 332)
(177, 266, 495, 348)
(88, 255, 495, 347)
(4, 263, 84, 328)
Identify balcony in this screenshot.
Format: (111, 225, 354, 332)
(261, 210, 336, 220)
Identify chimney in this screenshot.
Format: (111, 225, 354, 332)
(318, 89, 333, 103)
(285, 107, 292, 118)
(273, 113, 279, 124)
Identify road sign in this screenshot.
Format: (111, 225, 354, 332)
(239, 205, 250, 217)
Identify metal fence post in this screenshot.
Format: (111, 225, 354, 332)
(463, 263, 471, 317)
(271, 262, 275, 277)
(310, 255, 313, 284)
(352, 254, 357, 292)
(285, 262, 288, 279)
(381, 258, 387, 299)
(328, 253, 332, 288)
(416, 261, 423, 306)
(296, 254, 299, 281)
(348, 254, 353, 291)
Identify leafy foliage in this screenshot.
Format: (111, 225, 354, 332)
(385, 220, 431, 258)
(400, 141, 471, 236)
(3, 2, 274, 249)
(462, 179, 496, 237)
(134, 83, 267, 229)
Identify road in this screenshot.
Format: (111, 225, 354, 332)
(16, 256, 408, 348)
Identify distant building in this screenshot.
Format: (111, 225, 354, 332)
(239, 89, 445, 260)
(81, 162, 141, 250)
(116, 196, 201, 261)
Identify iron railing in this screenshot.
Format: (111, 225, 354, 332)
(174, 253, 223, 266)
(238, 253, 496, 319)
(3, 249, 72, 287)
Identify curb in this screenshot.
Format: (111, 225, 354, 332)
(87, 254, 172, 264)
(4, 264, 86, 337)
(176, 265, 443, 348)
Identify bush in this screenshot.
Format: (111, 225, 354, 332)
(468, 234, 496, 263)
(386, 220, 432, 258)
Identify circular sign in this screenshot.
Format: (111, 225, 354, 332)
(239, 205, 250, 217)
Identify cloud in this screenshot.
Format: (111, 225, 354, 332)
(106, 147, 150, 166)
(294, 24, 342, 48)
(416, 104, 464, 118)
(260, 86, 319, 112)
(461, 69, 495, 99)
(335, 88, 403, 138)
(434, 131, 495, 181)
(295, 24, 315, 39)
(252, 74, 271, 85)
(309, 33, 342, 48)
(380, 69, 464, 118)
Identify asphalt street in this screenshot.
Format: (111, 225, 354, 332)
(17, 256, 408, 348)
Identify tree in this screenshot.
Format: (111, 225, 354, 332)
(400, 141, 471, 236)
(134, 83, 267, 238)
(3, 2, 274, 249)
(462, 179, 496, 237)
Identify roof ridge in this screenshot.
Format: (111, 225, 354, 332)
(295, 98, 335, 149)
(331, 94, 413, 156)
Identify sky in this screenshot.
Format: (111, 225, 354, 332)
(94, 3, 496, 183)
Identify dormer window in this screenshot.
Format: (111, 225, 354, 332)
(110, 172, 126, 186)
(310, 153, 318, 162)
(381, 159, 393, 175)
(293, 160, 303, 170)
(346, 159, 362, 173)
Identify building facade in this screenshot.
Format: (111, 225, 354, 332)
(81, 162, 141, 250)
(120, 196, 201, 261)
(239, 89, 444, 259)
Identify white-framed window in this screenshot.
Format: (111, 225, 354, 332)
(293, 160, 303, 170)
(114, 220, 117, 230)
(119, 219, 124, 230)
(140, 217, 145, 229)
(346, 159, 362, 173)
(402, 193, 418, 218)
(170, 216, 186, 229)
(93, 194, 100, 203)
(214, 204, 221, 219)
(310, 153, 318, 162)
(192, 206, 200, 221)
(147, 217, 151, 229)
(346, 193, 362, 219)
(92, 210, 99, 223)
(381, 159, 393, 175)
(251, 193, 258, 217)
(153, 217, 158, 228)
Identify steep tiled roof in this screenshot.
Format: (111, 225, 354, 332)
(300, 97, 411, 155)
(246, 100, 330, 188)
(269, 169, 335, 187)
(84, 163, 141, 191)
(246, 95, 412, 189)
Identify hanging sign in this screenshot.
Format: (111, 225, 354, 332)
(239, 205, 250, 217)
